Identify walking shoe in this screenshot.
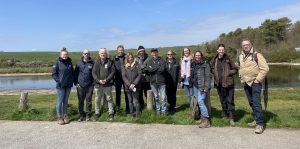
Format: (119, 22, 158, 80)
(199, 118, 211, 128)
(247, 120, 256, 127)
(108, 114, 114, 121)
(63, 116, 70, 124)
(86, 116, 91, 121)
(229, 119, 235, 127)
(57, 117, 64, 125)
(78, 116, 85, 122)
(255, 125, 264, 134)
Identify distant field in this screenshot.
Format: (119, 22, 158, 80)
(0, 46, 206, 74)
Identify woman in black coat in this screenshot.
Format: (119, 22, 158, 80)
(122, 52, 142, 117)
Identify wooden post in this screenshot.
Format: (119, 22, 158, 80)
(205, 89, 211, 115)
(146, 90, 153, 110)
(19, 92, 28, 111)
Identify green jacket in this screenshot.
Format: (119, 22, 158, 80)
(92, 58, 115, 87)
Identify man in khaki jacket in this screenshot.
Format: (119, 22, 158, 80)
(239, 39, 269, 134)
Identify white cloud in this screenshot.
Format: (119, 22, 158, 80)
(61, 1, 300, 51)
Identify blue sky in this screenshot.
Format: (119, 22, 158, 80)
(1, 0, 300, 52)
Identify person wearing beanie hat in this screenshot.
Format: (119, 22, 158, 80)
(138, 45, 145, 53)
(135, 45, 151, 109)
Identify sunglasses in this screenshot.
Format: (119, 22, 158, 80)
(83, 53, 89, 55)
(167, 54, 173, 55)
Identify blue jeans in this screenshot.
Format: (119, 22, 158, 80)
(193, 85, 209, 118)
(56, 87, 71, 117)
(183, 85, 193, 104)
(244, 83, 264, 125)
(151, 84, 167, 113)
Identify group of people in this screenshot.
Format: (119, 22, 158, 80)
(52, 38, 269, 134)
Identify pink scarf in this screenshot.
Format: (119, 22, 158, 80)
(181, 56, 191, 78)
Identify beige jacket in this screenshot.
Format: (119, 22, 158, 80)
(239, 48, 269, 86)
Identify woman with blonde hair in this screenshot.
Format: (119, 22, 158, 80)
(180, 48, 193, 104)
(122, 52, 142, 117)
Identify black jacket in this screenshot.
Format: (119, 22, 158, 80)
(135, 54, 151, 83)
(113, 54, 125, 82)
(52, 57, 74, 89)
(92, 58, 115, 88)
(74, 57, 94, 88)
(165, 58, 180, 87)
(144, 56, 167, 85)
(121, 62, 142, 92)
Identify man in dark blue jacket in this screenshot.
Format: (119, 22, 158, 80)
(144, 48, 167, 115)
(113, 45, 129, 113)
(74, 49, 94, 121)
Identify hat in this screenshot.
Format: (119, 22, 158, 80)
(151, 48, 158, 52)
(138, 45, 145, 52)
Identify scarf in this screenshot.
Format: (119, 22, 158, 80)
(125, 61, 136, 70)
(181, 56, 191, 78)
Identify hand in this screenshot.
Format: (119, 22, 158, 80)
(129, 84, 135, 90)
(99, 80, 106, 85)
(76, 84, 80, 88)
(254, 80, 260, 83)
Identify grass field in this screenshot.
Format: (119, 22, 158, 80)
(0, 87, 299, 128)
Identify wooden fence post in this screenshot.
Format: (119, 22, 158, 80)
(146, 90, 153, 110)
(19, 92, 28, 111)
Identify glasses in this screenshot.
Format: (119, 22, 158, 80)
(83, 53, 89, 55)
(167, 54, 173, 55)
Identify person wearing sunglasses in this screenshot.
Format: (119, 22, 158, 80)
(165, 50, 180, 114)
(74, 49, 94, 122)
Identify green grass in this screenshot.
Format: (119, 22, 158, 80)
(0, 87, 299, 128)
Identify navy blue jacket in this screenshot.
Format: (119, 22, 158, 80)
(74, 57, 94, 88)
(52, 57, 74, 88)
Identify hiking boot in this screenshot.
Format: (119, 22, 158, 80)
(86, 116, 91, 121)
(199, 117, 211, 128)
(247, 120, 256, 127)
(63, 116, 70, 124)
(108, 114, 114, 121)
(229, 119, 235, 127)
(78, 116, 85, 122)
(57, 117, 64, 125)
(255, 125, 264, 134)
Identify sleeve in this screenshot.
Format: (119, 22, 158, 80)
(228, 58, 238, 76)
(121, 67, 130, 87)
(133, 65, 142, 85)
(256, 53, 269, 82)
(204, 62, 211, 89)
(92, 61, 100, 83)
(51, 60, 60, 83)
(106, 62, 115, 82)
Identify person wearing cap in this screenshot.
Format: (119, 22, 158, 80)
(113, 45, 129, 113)
(74, 49, 94, 122)
(52, 47, 74, 125)
(144, 48, 167, 115)
(92, 48, 116, 121)
(135, 45, 151, 109)
(165, 50, 180, 114)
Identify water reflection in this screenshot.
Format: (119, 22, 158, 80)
(0, 65, 300, 90)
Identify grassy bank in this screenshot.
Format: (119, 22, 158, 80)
(0, 87, 299, 128)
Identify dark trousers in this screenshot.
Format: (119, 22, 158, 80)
(127, 90, 140, 115)
(244, 83, 264, 125)
(139, 82, 151, 109)
(76, 85, 93, 117)
(115, 79, 129, 112)
(166, 84, 177, 111)
(216, 86, 235, 119)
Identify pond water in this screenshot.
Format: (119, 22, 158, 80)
(0, 65, 300, 90)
